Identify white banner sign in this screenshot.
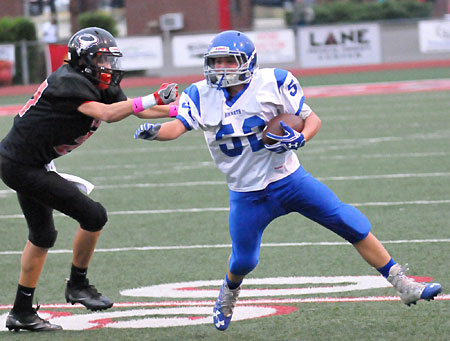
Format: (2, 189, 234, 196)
(172, 33, 215, 68)
(116, 37, 163, 70)
(172, 30, 296, 68)
(0, 44, 15, 76)
(297, 23, 381, 68)
(418, 20, 450, 53)
(246, 30, 296, 64)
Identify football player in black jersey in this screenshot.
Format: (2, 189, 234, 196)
(0, 27, 177, 332)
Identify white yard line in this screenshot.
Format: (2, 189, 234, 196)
(68, 172, 450, 188)
(316, 172, 450, 181)
(1, 199, 450, 221)
(38, 151, 449, 173)
(56, 130, 450, 156)
(1, 171, 449, 196)
(76, 171, 450, 186)
(1, 238, 449, 256)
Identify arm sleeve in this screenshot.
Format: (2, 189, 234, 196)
(176, 85, 202, 131)
(278, 70, 312, 120)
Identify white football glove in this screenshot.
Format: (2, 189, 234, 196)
(264, 121, 306, 153)
(134, 123, 161, 141)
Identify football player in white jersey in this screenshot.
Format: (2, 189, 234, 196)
(134, 30, 442, 331)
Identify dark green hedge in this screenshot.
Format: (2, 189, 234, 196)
(78, 12, 118, 37)
(312, 1, 432, 24)
(0, 17, 36, 42)
(0, 17, 43, 84)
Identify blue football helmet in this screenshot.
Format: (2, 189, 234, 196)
(204, 30, 258, 88)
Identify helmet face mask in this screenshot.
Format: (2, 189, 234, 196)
(67, 27, 124, 89)
(204, 31, 258, 89)
(93, 53, 123, 89)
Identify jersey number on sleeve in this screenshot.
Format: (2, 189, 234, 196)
(287, 79, 298, 96)
(18, 80, 48, 117)
(215, 115, 266, 157)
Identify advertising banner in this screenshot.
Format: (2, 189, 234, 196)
(172, 33, 216, 68)
(418, 20, 450, 53)
(0, 44, 15, 84)
(246, 30, 296, 64)
(297, 23, 381, 68)
(116, 36, 163, 70)
(172, 30, 296, 68)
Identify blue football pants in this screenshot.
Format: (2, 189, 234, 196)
(228, 165, 371, 276)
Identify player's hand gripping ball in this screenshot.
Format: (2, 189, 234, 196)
(263, 113, 305, 153)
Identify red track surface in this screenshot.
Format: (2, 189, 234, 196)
(1, 59, 449, 116)
(1, 59, 449, 97)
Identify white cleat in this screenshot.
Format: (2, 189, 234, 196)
(387, 263, 442, 306)
(212, 280, 241, 331)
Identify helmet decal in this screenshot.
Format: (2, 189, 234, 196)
(210, 46, 230, 54)
(108, 46, 122, 55)
(76, 34, 99, 55)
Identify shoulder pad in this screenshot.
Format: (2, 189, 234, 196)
(47, 65, 100, 101)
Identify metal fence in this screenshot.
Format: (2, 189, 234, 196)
(0, 40, 47, 86)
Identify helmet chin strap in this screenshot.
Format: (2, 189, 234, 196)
(217, 74, 225, 90)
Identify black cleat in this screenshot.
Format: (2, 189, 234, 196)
(65, 278, 113, 311)
(6, 307, 62, 332)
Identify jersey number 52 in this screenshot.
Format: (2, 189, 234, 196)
(215, 115, 266, 157)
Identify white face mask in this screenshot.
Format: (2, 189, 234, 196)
(204, 48, 257, 89)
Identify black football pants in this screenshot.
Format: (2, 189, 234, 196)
(0, 155, 107, 248)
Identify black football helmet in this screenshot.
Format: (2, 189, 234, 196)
(67, 27, 124, 89)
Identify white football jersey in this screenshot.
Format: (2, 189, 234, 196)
(177, 68, 312, 192)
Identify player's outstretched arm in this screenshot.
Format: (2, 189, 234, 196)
(134, 103, 179, 119)
(78, 83, 178, 123)
(134, 119, 187, 141)
(134, 105, 169, 119)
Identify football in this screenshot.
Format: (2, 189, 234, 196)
(262, 113, 305, 145)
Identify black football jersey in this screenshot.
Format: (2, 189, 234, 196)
(0, 64, 127, 166)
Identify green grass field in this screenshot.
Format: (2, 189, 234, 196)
(0, 68, 449, 340)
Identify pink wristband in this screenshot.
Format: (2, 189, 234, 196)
(132, 97, 144, 113)
(169, 105, 178, 117)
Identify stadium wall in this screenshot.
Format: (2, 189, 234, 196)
(0, 19, 449, 93)
(155, 19, 450, 77)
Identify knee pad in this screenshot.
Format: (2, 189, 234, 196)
(229, 255, 259, 276)
(80, 202, 108, 232)
(29, 229, 58, 248)
(337, 204, 371, 243)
